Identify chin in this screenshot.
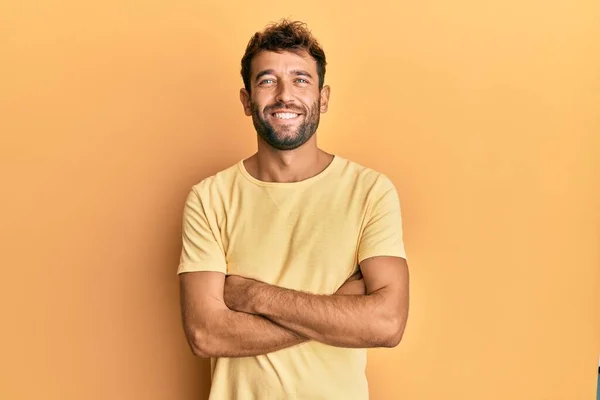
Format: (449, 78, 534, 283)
(268, 141, 304, 151)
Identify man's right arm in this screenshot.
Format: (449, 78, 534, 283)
(178, 188, 306, 358)
(180, 270, 366, 358)
(178, 187, 364, 358)
(180, 271, 306, 358)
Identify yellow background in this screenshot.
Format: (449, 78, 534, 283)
(2, 1, 599, 399)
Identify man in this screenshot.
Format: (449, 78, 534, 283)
(178, 19, 409, 400)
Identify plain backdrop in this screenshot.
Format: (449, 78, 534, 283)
(1, 1, 599, 399)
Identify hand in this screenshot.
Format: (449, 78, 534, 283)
(224, 275, 260, 313)
(335, 270, 366, 296)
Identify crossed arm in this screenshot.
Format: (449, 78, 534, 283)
(179, 256, 409, 358)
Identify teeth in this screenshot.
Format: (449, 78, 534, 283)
(274, 113, 298, 119)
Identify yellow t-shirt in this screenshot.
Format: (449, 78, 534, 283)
(178, 155, 406, 400)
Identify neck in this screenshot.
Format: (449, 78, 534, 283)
(244, 136, 334, 183)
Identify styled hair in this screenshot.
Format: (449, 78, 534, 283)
(240, 19, 327, 93)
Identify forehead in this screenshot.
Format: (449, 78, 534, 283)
(250, 50, 317, 78)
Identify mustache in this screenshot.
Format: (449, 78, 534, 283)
(264, 102, 305, 114)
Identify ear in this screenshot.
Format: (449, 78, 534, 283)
(319, 85, 331, 113)
(240, 88, 252, 116)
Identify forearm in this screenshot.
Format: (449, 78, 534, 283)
(191, 308, 306, 358)
(249, 285, 399, 348)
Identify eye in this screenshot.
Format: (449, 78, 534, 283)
(259, 79, 275, 85)
(295, 78, 309, 84)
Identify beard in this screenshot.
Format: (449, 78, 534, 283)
(250, 99, 321, 151)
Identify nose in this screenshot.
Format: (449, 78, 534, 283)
(274, 80, 294, 104)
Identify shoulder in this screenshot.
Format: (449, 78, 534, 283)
(189, 161, 242, 197)
(183, 160, 244, 212)
(335, 156, 397, 193)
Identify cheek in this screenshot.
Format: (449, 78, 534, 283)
(252, 93, 274, 109)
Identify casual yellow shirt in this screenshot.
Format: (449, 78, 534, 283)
(178, 155, 406, 400)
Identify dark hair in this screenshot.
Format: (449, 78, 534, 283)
(240, 19, 327, 93)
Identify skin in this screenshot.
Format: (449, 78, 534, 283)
(180, 269, 366, 358)
(179, 49, 409, 358)
(223, 257, 409, 348)
(239, 49, 333, 183)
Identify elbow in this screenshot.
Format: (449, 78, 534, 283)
(383, 328, 404, 348)
(184, 309, 230, 358)
(380, 316, 407, 348)
(190, 343, 211, 359)
(187, 328, 216, 358)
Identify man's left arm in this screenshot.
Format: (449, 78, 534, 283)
(225, 174, 409, 348)
(225, 255, 409, 348)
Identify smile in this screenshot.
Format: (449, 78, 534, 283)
(272, 112, 300, 120)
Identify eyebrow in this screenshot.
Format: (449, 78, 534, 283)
(255, 69, 314, 81)
(290, 70, 314, 79)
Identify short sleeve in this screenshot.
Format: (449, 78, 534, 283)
(357, 175, 407, 264)
(177, 188, 227, 275)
